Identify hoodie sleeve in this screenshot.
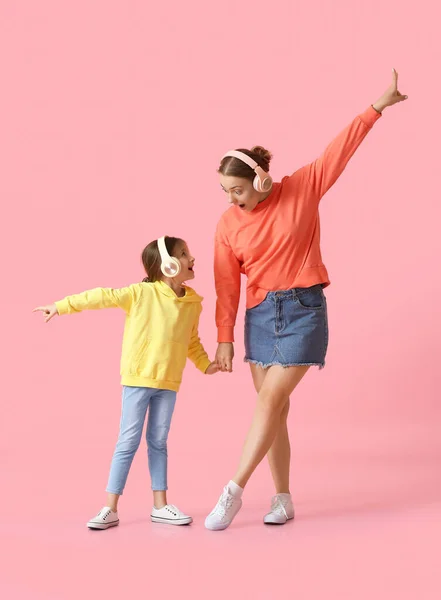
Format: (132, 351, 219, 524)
(214, 218, 241, 343)
(55, 284, 141, 316)
(301, 106, 382, 200)
(187, 307, 212, 373)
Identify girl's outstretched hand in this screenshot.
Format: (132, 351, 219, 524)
(33, 304, 58, 323)
(205, 362, 220, 375)
(373, 69, 408, 113)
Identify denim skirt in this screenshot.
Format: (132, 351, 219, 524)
(244, 284, 329, 369)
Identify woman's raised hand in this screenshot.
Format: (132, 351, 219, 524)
(373, 69, 408, 113)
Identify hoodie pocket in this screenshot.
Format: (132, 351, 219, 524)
(128, 338, 151, 375)
(137, 340, 187, 383)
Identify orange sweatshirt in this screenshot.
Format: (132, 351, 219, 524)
(214, 106, 382, 343)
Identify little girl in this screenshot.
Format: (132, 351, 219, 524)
(34, 236, 218, 529)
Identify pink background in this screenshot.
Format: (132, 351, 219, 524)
(2, 1, 440, 598)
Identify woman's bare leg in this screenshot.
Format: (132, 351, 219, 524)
(233, 365, 309, 489)
(249, 364, 291, 494)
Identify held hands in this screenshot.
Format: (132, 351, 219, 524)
(205, 362, 220, 375)
(205, 342, 235, 375)
(373, 69, 408, 113)
(33, 303, 58, 323)
(215, 342, 234, 373)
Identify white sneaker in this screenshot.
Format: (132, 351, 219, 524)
(151, 504, 193, 526)
(205, 485, 243, 531)
(263, 494, 295, 525)
(87, 506, 119, 530)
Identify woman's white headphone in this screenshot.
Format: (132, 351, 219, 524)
(222, 150, 273, 193)
(158, 236, 181, 277)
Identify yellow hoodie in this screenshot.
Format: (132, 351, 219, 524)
(55, 280, 212, 392)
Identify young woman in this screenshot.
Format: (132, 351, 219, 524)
(205, 70, 407, 530)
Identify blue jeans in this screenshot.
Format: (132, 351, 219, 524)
(106, 386, 177, 494)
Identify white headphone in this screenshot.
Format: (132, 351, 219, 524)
(222, 150, 273, 193)
(158, 236, 181, 277)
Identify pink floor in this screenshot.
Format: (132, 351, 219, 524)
(3, 423, 440, 599)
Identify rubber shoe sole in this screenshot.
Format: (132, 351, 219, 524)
(87, 519, 119, 530)
(263, 514, 294, 525)
(151, 515, 193, 526)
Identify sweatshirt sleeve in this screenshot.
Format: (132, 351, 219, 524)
(302, 106, 382, 200)
(214, 219, 241, 343)
(55, 284, 140, 315)
(187, 308, 212, 373)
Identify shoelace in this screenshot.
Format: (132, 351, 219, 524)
(100, 508, 112, 521)
(165, 505, 179, 517)
(270, 496, 288, 519)
(214, 490, 234, 520)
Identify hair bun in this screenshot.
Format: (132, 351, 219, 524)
(251, 146, 272, 168)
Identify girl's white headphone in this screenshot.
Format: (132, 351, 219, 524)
(158, 236, 181, 277)
(222, 150, 273, 193)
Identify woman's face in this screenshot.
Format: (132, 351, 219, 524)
(219, 174, 263, 212)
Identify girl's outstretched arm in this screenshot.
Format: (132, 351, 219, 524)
(33, 285, 141, 321)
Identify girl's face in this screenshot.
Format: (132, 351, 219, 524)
(173, 241, 195, 282)
(220, 174, 263, 212)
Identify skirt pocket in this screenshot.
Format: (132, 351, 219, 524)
(295, 285, 325, 311)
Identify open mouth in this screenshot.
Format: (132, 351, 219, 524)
(238, 204, 246, 210)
